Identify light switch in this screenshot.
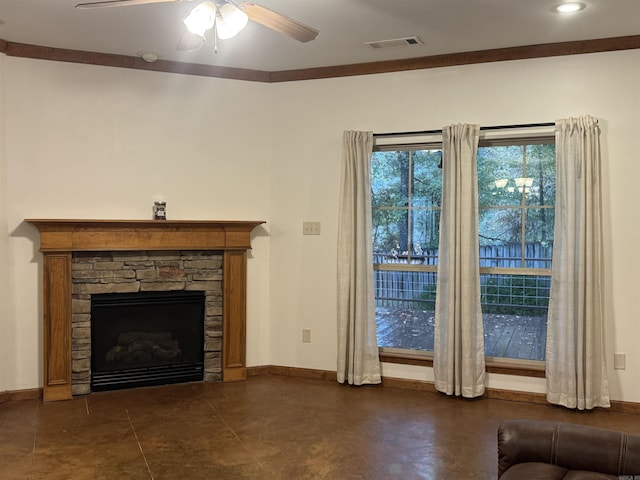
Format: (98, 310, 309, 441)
(303, 222, 321, 235)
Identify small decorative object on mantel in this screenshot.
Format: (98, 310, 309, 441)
(153, 201, 167, 220)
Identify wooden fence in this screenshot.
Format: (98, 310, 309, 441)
(374, 243, 552, 313)
(374, 242, 552, 269)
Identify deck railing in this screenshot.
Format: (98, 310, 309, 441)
(374, 242, 552, 314)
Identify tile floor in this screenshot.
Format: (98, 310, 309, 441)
(2, 375, 640, 479)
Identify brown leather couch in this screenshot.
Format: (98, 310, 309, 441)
(498, 420, 640, 479)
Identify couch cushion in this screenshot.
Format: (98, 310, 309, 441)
(502, 463, 619, 480)
(564, 471, 619, 480)
(501, 463, 569, 480)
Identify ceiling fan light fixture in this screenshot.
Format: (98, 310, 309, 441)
(216, 2, 249, 39)
(183, 1, 216, 37)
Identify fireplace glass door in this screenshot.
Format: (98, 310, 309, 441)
(91, 291, 205, 391)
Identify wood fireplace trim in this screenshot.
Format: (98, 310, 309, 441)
(26, 219, 265, 401)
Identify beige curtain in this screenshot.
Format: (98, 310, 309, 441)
(546, 116, 610, 410)
(434, 124, 486, 398)
(337, 130, 382, 385)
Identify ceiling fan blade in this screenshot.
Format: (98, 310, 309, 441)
(238, 2, 319, 43)
(75, 0, 183, 9)
(177, 31, 205, 51)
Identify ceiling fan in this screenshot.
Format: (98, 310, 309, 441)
(74, 0, 319, 53)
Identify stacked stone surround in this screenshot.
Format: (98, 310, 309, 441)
(71, 250, 223, 396)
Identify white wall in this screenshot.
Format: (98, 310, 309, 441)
(2, 49, 640, 403)
(1, 57, 272, 391)
(269, 50, 640, 402)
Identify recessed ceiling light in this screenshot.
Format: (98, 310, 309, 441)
(555, 2, 586, 13)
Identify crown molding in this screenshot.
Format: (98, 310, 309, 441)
(1, 34, 640, 83)
(3, 41, 271, 82)
(270, 35, 640, 82)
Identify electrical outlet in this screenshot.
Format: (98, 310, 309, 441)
(303, 222, 321, 235)
(302, 329, 311, 343)
(614, 352, 626, 370)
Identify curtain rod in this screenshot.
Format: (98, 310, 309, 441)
(372, 122, 555, 139)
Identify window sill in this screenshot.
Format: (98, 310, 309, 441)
(379, 350, 545, 378)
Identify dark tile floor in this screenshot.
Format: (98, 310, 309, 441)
(2, 375, 640, 479)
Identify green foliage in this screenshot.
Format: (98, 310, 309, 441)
(477, 143, 556, 248)
(372, 149, 442, 254)
(373, 143, 555, 255)
(373, 142, 555, 315)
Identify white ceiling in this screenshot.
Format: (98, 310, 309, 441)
(1, 0, 640, 72)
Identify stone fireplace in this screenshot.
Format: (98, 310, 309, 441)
(27, 219, 264, 401)
(72, 250, 223, 395)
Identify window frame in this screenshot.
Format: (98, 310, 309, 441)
(373, 133, 554, 375)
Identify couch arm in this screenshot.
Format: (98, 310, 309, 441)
(498, 420, 640, 478)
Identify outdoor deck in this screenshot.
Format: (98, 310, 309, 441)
(376, 307, 547, 361)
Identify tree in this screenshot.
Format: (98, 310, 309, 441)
(372, 149, 442, 255)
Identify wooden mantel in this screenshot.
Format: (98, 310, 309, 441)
(27, 219, 265, 401)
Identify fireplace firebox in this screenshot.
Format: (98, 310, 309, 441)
(91, 291, 205, 391)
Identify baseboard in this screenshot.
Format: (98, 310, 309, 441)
(3, 370, 638, 415)
(246, 365, 272, 377)
(246, 365, 640, 414)
(609, 399, 640, 415)
(0, 388, 42, 403)
(380, 375, 550, 405)
(247, 365, 337, 382)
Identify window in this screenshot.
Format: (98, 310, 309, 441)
(372, 137, 555, 361)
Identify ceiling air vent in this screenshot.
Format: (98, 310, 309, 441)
(365, 36, 423, 49)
